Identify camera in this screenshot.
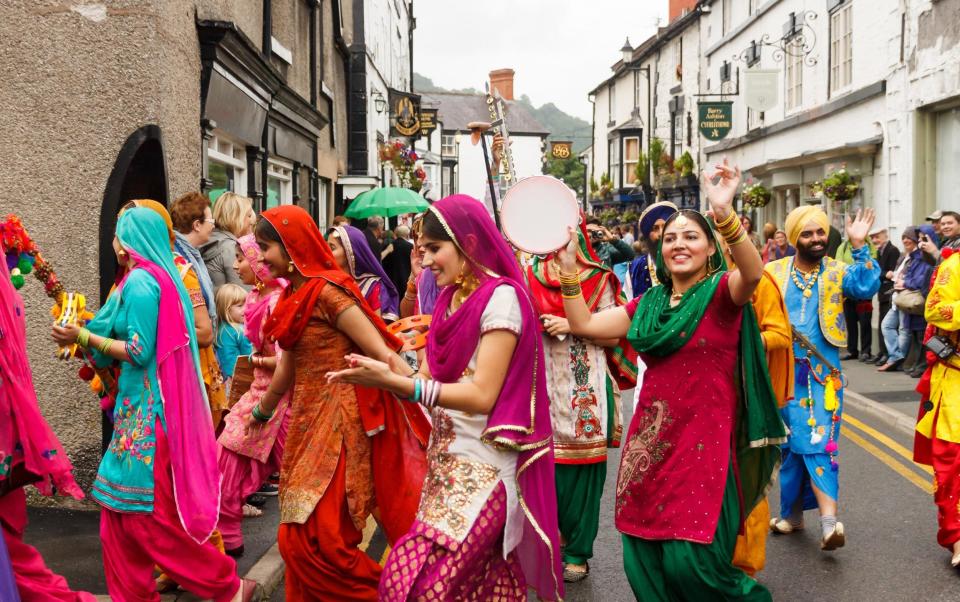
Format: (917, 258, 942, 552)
(590, 229, 604, 241)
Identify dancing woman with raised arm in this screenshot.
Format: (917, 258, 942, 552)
(327, 194, 564, 601)
(557, 162, 785, 601)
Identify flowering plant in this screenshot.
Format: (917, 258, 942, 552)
(810, 166, 860, 202)
(741, 180, 771, 209)
(379, 140, 426, 191)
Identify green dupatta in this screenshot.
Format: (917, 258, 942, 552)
(627, 220, 786, 514)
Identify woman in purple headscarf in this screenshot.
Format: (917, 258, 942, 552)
(327, 224, 400, 322)
(327, 195, 563, 601)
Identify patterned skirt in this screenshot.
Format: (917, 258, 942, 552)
(379, 483, 526, 601)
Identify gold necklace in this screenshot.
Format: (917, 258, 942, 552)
(790, 262, 821, 299)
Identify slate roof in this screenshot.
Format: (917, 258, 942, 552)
(420, 92, 550, 136)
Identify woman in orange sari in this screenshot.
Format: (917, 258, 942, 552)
(247, 206, 428, 601)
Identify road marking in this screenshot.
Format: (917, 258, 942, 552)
(844, 414, 933, 476)
(844, 428, 934, 494)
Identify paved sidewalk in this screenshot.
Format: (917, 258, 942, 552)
(840, 354, 924, 425)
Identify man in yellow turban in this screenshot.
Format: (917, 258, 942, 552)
(764, 205, 879, 554)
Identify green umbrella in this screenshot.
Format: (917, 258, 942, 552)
(344, 187, 430, 218)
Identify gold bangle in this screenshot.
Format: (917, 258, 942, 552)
(561, 283, 582, 298)
(716, 216, 742, 238)
(714, 211, 737, 229)
(76, 328, 90, 348)
(97, 338, 114, 354)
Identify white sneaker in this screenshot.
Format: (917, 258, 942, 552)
(821, 521, 846, 551)
(770, 517, 803, 534)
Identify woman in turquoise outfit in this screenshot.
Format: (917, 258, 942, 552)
(52, 208, 252, 602)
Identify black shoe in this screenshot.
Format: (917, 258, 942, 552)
(257, 483, 279, 496)
(246, 494, 268, 508)
(840, 353, 856, 361)
(225, 545, 245, 558)
(860, 353, 874, 363)
(873, 355, 888, 366)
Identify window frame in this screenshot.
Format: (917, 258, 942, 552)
(266, 158, 294, 208)
(784, 41, 803, 112)
(206, 132, 247, 198)
(829, 2, 853, 96)
(623, 136, 640, 185)
(441, 134, 456, 157)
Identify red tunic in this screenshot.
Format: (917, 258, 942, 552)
(616, 274, 743, 543)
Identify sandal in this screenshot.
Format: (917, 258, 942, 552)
(243, 503, 263, 517)
(769, 517, 803, 534)
(563, 562, 589, 583)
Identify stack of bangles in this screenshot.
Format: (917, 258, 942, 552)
(75, 327, 115, 354)
(403, 277, 417, 303)
(559, 272, 582, 299)
(715, 212, 748, 245)
(248, 354, 267, 368)
(251, 401, 275, 422)
(408, 376, 441, 410)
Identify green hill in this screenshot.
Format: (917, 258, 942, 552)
(414, 73, 592, 153)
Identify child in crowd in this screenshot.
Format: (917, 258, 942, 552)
(215, 283, 253, 398)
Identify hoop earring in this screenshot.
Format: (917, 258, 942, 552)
(287, 261, 295, 274)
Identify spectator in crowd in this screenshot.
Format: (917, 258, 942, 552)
(742, 214, 763, 252)
(364, 216, 385, 258)
(383, 224, 413, 299)
(170, 191, 217, 323)
(621, 224, 635, 247)
(761, 222, 777, 262)
(871, 226, 902, 366)
(922, 212, 960, 263)
(584, 216, 634, 269)
(201, 192, 255, 292)
(827, 224, 843, 258)
(332, 215, 350, 227)
(768, 229, 796, 261)
(927, 210, 943, 237)
(878, 226, 933, 374)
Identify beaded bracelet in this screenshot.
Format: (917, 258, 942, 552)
(76, 328, 91, 348)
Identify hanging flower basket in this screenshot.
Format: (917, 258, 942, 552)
(378, 140, 426, 192)
(819, 167, 860, 202)
(741, 182, 771, 210)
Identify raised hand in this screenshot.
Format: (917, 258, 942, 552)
(555, 227, 580, 275)
(701, 158, 741, 221)
(845, 208, 876, 247)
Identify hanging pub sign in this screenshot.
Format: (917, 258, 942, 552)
(697, 101, 733, 141)
(744, 70, 779, 112)
(390, 89, 422, 137)
(419, 108, 438, 136)
(550, 141, 572, 159)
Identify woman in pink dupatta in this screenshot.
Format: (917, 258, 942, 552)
(216, 234, 290, 556)
(328, 195, 563, 601)
(1, 227, 92, 601)
(52, 208, 252, 602)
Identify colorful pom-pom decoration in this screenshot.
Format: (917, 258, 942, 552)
(824, 440, 838, 454)
(807, 417, 816, 427)
(17, 256, 32, 275)
(78, 365, 95, 381)
(830, 460, 839, 472)
(11, 274, 24, 289)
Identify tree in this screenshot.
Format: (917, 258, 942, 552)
(544, 154, 586, 199)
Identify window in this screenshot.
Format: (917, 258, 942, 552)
(671, 113, 682, 159)
(936, 108, 960, 212)
(633, 70, 640, 109)
(722, 0, 732, 35)
(318, 176, 330, 228)
(608, 85, 615, 124)
(206, 132, 246, 203)
(830, 3, 853, 94)
(608, 139, 620, 187)
(266, 159, 294, 209)
(747, 108, 762, 130)
(675, 39, 683, 80)
(784, 42, 803, 111)
(441, 135, 456, 157)
(623, 137, 640, 184)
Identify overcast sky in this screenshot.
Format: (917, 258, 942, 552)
(412, 0, 668, 122)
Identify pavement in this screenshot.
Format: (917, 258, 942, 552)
(23, 351, 956, 601)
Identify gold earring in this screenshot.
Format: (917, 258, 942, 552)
(287, 261, 295, 273)
(118, 250, 127, 260)
(455, 262, 466, 286)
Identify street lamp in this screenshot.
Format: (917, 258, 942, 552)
(372, 90, 387, 114)
(578, 154, 589, 211)
(620, 38, 633, 65)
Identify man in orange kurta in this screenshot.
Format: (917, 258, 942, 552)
(732, 270, 794, 575)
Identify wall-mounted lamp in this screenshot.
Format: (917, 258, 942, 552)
(372, 90, 387, 114)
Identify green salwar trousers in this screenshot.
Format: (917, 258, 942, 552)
(621, 463, 771, 602)
(555, 462, 606, 565)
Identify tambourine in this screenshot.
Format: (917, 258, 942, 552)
(500, 175, 580, 255)
(386, 314, 433, 351)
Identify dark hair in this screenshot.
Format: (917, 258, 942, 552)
(661, 209, 716, 244)
(255, 216, 283, 245)
(942, 211, 960, 223)
(170, 191, 210, 234)
(585, 216, 602, 226)
(420, 210, 452, 243)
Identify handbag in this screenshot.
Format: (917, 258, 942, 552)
(894, 289, 925, 315)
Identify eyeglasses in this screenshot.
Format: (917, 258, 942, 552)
(204, 218, 215, 224)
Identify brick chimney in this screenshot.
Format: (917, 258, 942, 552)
(489, 69, 515, 101)
(669, 0, 698, 22)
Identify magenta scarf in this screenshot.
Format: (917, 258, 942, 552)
(238, 234, 286, 350)
(124, 251, 221, 544)
(0, 258, 82, 499)
(425, 195, 563, 601)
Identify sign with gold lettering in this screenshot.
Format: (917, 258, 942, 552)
(550, 141, 572, 159)
(419, 108, 438, 135)
(697, 101, 733, 141)
(390, 90, 422, 137)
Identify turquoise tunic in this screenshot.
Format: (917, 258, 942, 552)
(90, 270, 166, 514)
